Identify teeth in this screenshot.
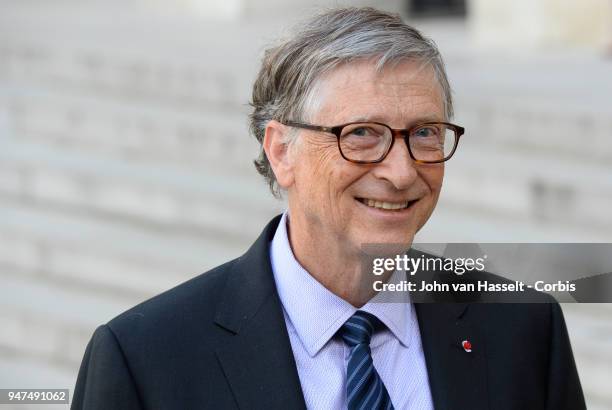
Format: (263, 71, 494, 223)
(363, 199, 410, 210)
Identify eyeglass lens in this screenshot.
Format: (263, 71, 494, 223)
(338, 123, 456, 162)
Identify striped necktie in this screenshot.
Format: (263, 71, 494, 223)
(340, 310, 394, 410)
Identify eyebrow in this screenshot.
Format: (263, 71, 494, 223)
(345, 114, 445, 127)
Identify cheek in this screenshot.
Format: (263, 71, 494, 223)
(295, 143, 338, 198)
(422, 165, 444, 196)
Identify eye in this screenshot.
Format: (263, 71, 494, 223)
(350, 127, 374, 137)
(413, 126, 438, 138)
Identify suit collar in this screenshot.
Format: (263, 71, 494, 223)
(269, 212, 417, 356)
(213, 215, 307, 409)
(214, 215, 282, 334)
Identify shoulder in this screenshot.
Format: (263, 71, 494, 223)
(97, 214, 283, 352)
(105, 257, 238, 345)
(73, 256, 259, 408)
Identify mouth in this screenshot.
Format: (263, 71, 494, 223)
(355, 197, 418, 211)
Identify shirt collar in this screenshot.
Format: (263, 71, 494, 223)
(269, 212, 415, 357)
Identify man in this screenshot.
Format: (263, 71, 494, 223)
(72, 7, 585, 409)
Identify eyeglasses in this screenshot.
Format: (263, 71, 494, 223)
(283, 120, 465, 164)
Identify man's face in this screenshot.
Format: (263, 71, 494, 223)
(287, 59, 445, 255)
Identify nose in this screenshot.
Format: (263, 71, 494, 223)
(370, 136, 419, 190)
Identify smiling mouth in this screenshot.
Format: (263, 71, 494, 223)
(356, 198, 418, 210)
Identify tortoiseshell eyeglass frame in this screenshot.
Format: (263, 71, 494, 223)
(283, 120, 465, 164)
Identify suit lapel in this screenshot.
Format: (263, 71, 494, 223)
(415, 303, 489, 410)
(213, 216, 306, 410)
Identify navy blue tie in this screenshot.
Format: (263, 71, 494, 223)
(340, 311, 394, 410)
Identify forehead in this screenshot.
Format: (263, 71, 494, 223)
(310, 59, 445, 125)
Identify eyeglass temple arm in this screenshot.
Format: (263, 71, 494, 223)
(283, 120, 334, 134)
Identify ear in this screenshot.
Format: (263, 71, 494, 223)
(263, 120, 296, 189)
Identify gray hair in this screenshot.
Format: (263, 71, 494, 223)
(249, 7, 453, 197)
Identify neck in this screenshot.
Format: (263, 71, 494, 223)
(285, 212, 390, 307)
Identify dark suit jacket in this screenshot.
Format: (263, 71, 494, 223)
(72, 215, 586, 409)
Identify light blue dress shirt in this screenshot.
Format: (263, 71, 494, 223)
(269, 212, 434, 409)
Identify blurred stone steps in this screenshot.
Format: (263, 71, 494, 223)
(0, 196, 256, 298)
(0, 274, 128, 366)
(0, 139, 283, 241)
(455, 96, 612, 165)
(0, 354, 75, 410)
(2, 89, 255, 171)
(442, 145, 612, 233)
(419, 202, 612, 242)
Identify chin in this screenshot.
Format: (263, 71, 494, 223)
(353, 228, 417, 249)
(354, 232, 415, 262)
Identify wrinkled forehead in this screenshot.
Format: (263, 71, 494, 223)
(303, 58, 446, 124)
